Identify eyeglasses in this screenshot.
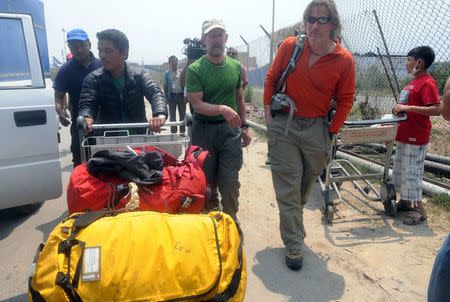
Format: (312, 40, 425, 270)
(306, 16, 331, 24)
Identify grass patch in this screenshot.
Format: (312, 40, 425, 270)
(429, 193, 450, 211)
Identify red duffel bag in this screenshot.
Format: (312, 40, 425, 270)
(67, 145, 208, 214)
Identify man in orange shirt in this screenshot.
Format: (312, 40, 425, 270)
(263, 0, 355, 270)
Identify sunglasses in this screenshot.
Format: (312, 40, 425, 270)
(227, 52, 237, 56)
(307, 16, 331, 24)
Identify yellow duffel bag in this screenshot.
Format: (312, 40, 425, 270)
(28, 211, 246, 302)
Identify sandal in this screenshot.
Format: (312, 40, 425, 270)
(396, 200, 414, 212)
(403, 207, 427, 225)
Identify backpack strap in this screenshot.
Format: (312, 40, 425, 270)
(275, 34, 307, 93)
(210, 221, 244, 302)
(185, 145, 209, 168)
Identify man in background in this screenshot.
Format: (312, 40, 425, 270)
(54, 29, 101, 167)
(163, 55, 186, 134)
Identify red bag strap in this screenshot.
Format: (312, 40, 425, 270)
(185, 145, 208, 168)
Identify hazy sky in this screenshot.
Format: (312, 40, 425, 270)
(43, 0, 309, 65)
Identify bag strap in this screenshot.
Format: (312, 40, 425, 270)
(72, 210, 110, 228)
(55, 272, 83, 302)
(28, 243, 46, 302)
(185, 145, 209, 168)
(210, 221, 245, 302)
(275, 35, 307, 93)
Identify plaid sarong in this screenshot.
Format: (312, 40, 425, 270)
(392, 142, 427, 202)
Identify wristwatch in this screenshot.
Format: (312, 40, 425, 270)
(241, 123, 250, 129)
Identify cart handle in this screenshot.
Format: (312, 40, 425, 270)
(76, 116, 188, 130)
(343, 113, 407, 126)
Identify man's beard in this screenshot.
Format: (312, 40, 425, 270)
(207, 44, 225, 57)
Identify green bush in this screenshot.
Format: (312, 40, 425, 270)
(430, 193, 450, 211)
(430, 65, 450, 96)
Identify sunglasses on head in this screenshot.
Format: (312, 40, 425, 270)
(307, 16, 331, 24)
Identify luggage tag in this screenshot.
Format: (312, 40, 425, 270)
(82, 246, 101, 282)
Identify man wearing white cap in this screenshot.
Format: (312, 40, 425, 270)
(186, 19, 252, 219)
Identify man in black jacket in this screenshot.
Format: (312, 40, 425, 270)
(79, 29, 168, 134)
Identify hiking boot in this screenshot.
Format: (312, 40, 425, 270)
(285, 249, 303, 271)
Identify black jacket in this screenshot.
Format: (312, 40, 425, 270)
(78, 63, 168, 124)
(87, 150, 164, 185)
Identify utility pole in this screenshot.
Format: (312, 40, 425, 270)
(260, 25, 272, 64)
(270, 0, 275, 64)
(61, 28, 67, 62)
(239, 35, 250, 74)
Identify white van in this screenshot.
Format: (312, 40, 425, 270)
(0, 13, 62, 213)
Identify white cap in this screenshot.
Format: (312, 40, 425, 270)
(202, 19, 226, 35)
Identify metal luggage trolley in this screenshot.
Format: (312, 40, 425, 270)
(76, 115, 193, 163)
(318, 115, 407, 223)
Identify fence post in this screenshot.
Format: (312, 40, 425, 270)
(270, 0, 275, 64)
(377, 47, 398, 101)
(240, 35, 250, 79)
(372, 9, 401, 99)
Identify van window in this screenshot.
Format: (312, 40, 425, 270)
(0, 18, 32, 88)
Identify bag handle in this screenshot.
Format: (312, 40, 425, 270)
(275, 35, 306, 94)
(185, 145, 209, 168)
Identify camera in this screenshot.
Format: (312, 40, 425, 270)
(183, 38, 206, 60)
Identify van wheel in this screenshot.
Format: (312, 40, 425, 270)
(13, 202, 44, 215)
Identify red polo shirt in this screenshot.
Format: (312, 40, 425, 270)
(396, 74, 440, 145)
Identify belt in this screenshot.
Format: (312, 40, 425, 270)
(274, 111, 327, 120)
(194, 118, 227, 124)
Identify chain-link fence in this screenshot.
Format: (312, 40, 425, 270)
(337, 0, 450, 156)
(234, 0, 450, 156)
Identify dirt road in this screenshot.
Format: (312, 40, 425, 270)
(239, 137, 449, 302)
(0, 125, 448, 302)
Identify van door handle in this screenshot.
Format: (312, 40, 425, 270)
(14, 110, 47, 127)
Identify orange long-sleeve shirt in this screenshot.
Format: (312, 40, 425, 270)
(264, 36, 355, 133)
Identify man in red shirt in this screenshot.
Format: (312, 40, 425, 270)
(263, 0, 355, 270)
(392, 46, 441, 225)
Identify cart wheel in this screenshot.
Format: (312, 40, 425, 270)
(335, 181, 343, 189)
(363, 186, 370, 194)
(380, 181, 396, 204)
(381, 181, 397, 216)
(383, 199, 397, 217)
(325, 205, 334, 223)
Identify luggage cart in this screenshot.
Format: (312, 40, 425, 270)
(76, 115, 193, 163)
(318, 115, 407, 223)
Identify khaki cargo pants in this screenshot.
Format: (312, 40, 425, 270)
(268, 113, 332, 251)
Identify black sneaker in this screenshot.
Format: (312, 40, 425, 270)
(285, 249, 303, 271)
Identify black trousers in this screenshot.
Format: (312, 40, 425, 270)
(168, 93, 186, 133)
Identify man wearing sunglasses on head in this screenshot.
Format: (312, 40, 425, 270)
(264, 0, 355, 271)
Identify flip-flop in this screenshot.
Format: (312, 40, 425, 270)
(403, 207, 427, 225)
(396, 200, 414, 212)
